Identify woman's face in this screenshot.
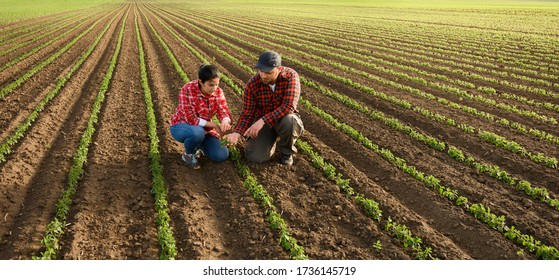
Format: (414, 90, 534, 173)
(199, 77, 220, 96)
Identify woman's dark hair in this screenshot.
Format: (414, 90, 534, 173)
(198, 64, 220, 83)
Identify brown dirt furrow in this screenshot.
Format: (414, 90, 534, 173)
(0, 9, 120, 145)
(137, 5, 288, 259)
(250, 159, 410, 260)
(59, 7, 160, 259)
(0, 9, 126, 259)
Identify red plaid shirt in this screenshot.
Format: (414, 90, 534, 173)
(234, 66, 300, 134)
(170, 80, 232, 138)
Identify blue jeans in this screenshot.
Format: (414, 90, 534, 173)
(170, 123, 229, 162)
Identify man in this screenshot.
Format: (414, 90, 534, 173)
(169, 64, 232, 169)
(224, 51, 304, 166)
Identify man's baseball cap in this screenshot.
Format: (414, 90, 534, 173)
(255, 51, 281, 72)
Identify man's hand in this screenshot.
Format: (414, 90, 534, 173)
(244, 119, 265, 139)
(220, 118, 232, 133)
(223, 132, 242, 146)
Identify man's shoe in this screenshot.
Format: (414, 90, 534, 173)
(279, 153, 293, 166)
(182, 153, 201, 170)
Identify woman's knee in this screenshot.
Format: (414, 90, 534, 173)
(170, 123, 205, 143)
(213, 147, 230, 162)
(189, 127, 205, 143)
(206, 146, 229, 162)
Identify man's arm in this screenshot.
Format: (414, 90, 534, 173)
(233, 79, 257, 135)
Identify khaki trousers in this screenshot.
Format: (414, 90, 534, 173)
(245, 113, 304, 163)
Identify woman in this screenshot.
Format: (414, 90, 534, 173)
(169, 64, 232, 169)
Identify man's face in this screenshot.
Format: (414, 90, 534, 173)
(258, 67, 280, 85)
(199, 77, 220, 96)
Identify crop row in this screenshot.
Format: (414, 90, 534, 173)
(0, 11, 118, 165)
(0, 11, 115, 99)
(134, 8, 177, 260)
(0, 12, 84, 55)
(296, 140, 435, 259)
(149, 4, 559, 259)
(34, 8, 128, 259)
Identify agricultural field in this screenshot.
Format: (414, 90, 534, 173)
(0, 0, 558, 260)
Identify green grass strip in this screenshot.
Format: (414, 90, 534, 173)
(134, 9, 177, 260)
(34, 8, 128, 260)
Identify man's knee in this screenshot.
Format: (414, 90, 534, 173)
(277, 114, 304, 137)
(245, 149, 271, 163)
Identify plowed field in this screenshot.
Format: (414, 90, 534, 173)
(1, 1, 558, 260)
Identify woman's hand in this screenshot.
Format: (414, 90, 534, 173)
(206, 121, 222, 134)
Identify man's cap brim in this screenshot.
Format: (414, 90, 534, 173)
(255, 63, 275, 72)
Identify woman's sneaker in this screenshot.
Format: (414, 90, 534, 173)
(194, 149, 204, 159)
(182, 153, 201, 170)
